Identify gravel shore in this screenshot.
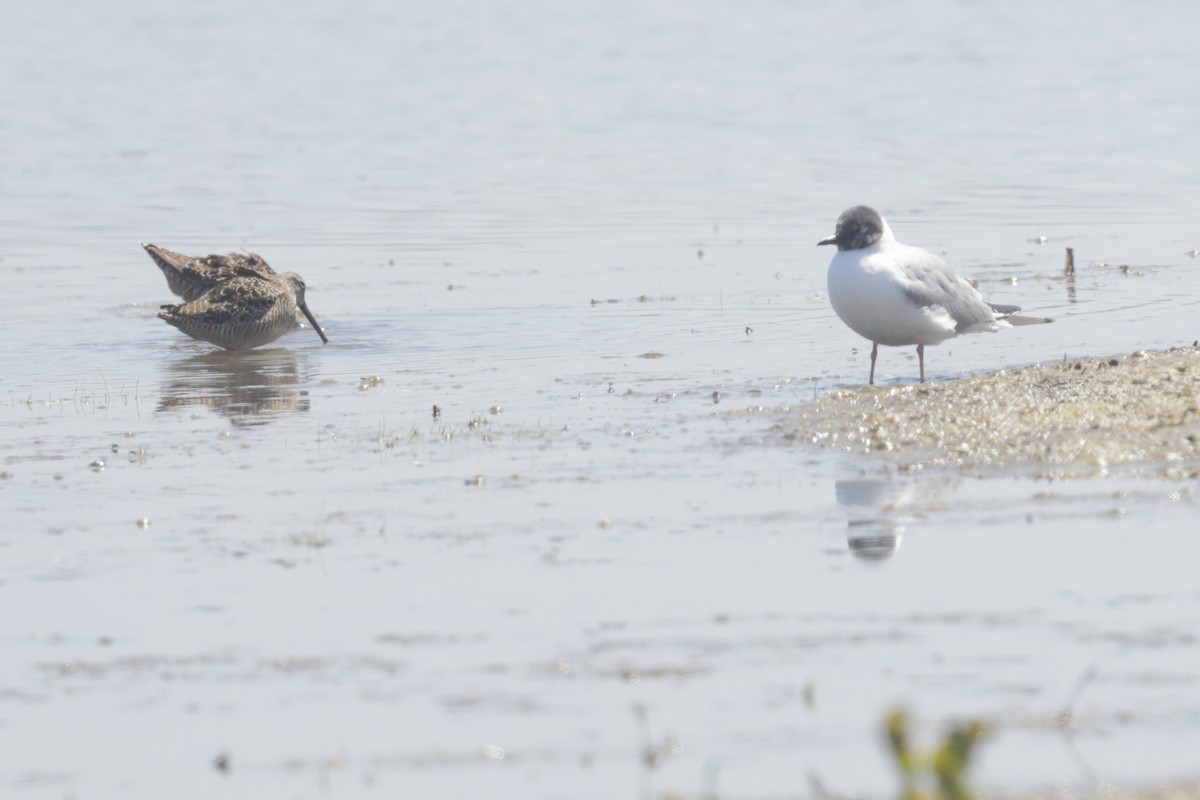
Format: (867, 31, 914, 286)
(783, 345, 1200, 477)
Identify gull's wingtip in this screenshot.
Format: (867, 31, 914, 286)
(1006, 314, 1054, 326)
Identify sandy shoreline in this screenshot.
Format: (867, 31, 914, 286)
(777, 346, 1200, 478)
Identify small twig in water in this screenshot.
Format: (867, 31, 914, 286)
(1056, 662, 1099, 729)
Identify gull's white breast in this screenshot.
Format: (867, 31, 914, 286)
(826, 243, 959, 347)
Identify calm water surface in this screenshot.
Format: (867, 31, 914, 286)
(2, 1, 1199, 798)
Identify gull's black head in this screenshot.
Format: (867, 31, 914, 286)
(817, 206, 885, 251)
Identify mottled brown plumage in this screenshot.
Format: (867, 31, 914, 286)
(142, 242, 277, 302)
(146, 244, 328, 350)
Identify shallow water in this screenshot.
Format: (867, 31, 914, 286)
(3, 0, 1200, 798)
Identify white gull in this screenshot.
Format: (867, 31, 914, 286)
(818, 205, 1050, 384)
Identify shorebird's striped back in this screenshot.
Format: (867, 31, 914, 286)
(147, 244, 328, 350)
(142, 243, 276, 302)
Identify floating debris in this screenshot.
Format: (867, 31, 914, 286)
(358, 376, 384, 391)
(590, 295, 677, 305)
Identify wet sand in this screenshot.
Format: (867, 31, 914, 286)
(1003, 782, 1200, 800)
(777, 346, 1200, 477)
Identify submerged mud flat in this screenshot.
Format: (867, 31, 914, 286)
(777, 346, 1200, 476)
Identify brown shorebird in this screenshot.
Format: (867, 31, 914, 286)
(142, 243, 281, 301)
(142, 243, 329, 350)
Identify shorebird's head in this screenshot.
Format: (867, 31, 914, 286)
(282, 272, 329, 345)
(818, 206, 888, 251)
(142, 242, 182, 272)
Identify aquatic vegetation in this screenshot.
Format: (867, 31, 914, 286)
(885, 708, 987, 800)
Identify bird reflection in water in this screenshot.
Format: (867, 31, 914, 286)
(835, 477, 919, 561)
(157, 349, 311, 427)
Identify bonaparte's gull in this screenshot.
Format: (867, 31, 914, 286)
(818, 206, 1050, 384)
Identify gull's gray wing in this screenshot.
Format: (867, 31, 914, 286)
(895, 248, 1006, 331)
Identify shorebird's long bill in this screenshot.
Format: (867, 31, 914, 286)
(817, 234, 837, 246)
(298, 302, 329, 345)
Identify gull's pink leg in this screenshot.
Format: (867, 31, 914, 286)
(917, 344, 925, 383)
(869, 342, 879, 385)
